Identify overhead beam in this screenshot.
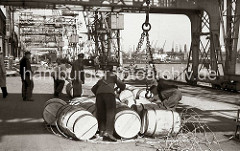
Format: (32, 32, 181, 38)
(0, 0, 204, 11)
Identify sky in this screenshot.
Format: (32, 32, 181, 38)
(121, 13, 191, 52)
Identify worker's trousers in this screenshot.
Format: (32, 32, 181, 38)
(1, 87, 8, 98)
(54, 79, 65, 96)
(72, 80, 82, 97)
(22, 77, 34, 100)
(160, 88, 182, 109)
(96, 93, 116, 135)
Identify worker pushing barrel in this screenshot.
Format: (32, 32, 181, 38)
(91, 65, 126, 142)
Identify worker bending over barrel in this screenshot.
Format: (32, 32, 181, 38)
(149, 79, 182, 110)
(91, 65, 126, 142)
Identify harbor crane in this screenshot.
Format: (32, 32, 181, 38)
(0, 0, 240, 91)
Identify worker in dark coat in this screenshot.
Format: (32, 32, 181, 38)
(0, 52, 8, 98)
(20, 51, 34, 101)
(70, 53, 85, 97)
(91, 66, 126, 142)
(51, 59, 67, 97)
(149, 79, 182, 110)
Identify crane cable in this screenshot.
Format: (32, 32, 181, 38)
(136, 0, 157, 99)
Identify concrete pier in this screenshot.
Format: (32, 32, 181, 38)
(0, 76, 240, 151)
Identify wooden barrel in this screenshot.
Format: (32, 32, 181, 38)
(42, 98, 67, 125)
(114, 102, 141, 139)
(77, 98, 141, 139)
(131, 98, 155, 116)
(70, 97, 95, 105)
(119, 90, 135, 107)
(66, 83, 84, 98)
(126, 84, 140, 99)
(57, 104, 98, 140)
(141, 109, 181, 136)
(74, 98, 97, 117)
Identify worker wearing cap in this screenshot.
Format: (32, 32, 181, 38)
(91, 66, 126, 142)
(20, 51, 34, 101)
(149, 79, 182, 110)
(70, 53, 85, 97)
(0, 51, 8, 98)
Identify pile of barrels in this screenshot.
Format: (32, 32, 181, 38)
(42, 97, 141, 140)
(42, 84, 181, 141)
(118, 84, 182, 137)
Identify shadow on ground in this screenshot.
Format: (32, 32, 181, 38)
(0, 93, 70, 142)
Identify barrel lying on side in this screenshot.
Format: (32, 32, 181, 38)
(114, 102, 141, 139)
(42, 98, 67, 125)
(119, 89, 135, 107)
(74, 98, 141, 139)
(57, 104, 98, 140)
(141, 109, 181, 136)
(73, 97, 96, 117)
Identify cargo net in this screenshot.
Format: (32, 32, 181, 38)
(136, 108, 223, 151)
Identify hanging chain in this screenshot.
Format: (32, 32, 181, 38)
(134, 0, 158, 98)
(136, 32, 146, 54)
(146, 32, 157, 80)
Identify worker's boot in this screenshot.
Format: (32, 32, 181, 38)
(103, 132, 117, 142)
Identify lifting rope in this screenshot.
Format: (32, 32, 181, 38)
(136, 0, 157, 98)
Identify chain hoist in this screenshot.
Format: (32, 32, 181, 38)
(135, 0, 157, 99)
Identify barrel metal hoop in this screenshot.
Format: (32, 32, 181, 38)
(135, 88, 145, 99)
(55, 120, 71, 139)
(141, 109, 148, 135)
(170, 110, 175, 135)
(66, 109, 85, 131)
(151, 109, 158, 137)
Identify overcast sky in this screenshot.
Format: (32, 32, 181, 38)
(121, 13, 191, 52)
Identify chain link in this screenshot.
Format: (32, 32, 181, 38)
(136, 32, 146, 54)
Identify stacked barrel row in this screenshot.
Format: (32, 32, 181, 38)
(42, 98, 98, 140)
(70, 97, 141, 139)
(42, 97, 141, 140)
(118, 84, 182, 137)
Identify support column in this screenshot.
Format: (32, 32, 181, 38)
(202, 0, 221, 75)
(187, 12, 202, 83)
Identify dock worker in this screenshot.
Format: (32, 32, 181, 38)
(149, 79, 182, 110)
(91, 65, 126, 142)
(70, 53, 85, 97)
(20, 51, 34, 101)
(51, 59, 67, 97)
(0, 51, 8, 99)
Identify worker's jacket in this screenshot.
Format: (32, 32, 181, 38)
(20, 56, 32, 80)
(0, 54, 6, 87)
(91, 72, 126, 96)
(52, 64, 67, 80)
(70, 58, 84, 80)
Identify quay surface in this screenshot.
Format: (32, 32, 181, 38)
(0, 74, 240, 151)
